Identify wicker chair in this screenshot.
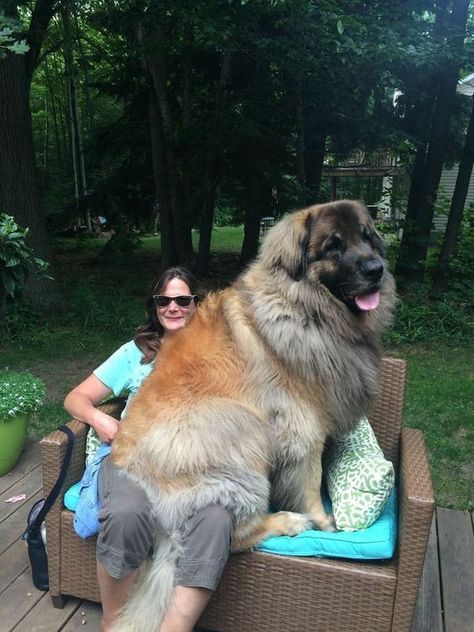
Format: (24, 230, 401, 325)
(40, 357, 434, 632)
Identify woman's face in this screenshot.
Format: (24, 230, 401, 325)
(156, 277, 196, 335)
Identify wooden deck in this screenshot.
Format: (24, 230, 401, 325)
(0, 439, 473, 632)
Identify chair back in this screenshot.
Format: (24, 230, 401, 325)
(369, 357, 406, 465)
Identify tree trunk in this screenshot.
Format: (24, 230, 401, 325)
(395, 0, 470, 283)
(305, 128, 327, 203)
(44, 58, 65, 166)
(148, 90, 177, 267)
(0, 48, 55, 308)
(240, 172, 263, 267)
(148, 43, 193, 265)
(195, 53, 231, 277)
(0, 0, 58, 309)
(295, 77, 306, 203)
(195, 184, 217, 277)
(134, 19, 177, 267)
(431, 93, 474, 295)
(62, 3, 91, 232)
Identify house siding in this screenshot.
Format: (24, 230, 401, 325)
(436, 166, 474, 231)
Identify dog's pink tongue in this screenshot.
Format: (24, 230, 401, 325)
(355, 291, 380, 311)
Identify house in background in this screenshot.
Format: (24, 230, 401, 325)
(322, 150, 402, 221)
(322, 72, 474, 231)
(435, 72, 474, 231)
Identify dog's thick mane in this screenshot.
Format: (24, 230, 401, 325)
(228, 268, 394, 438)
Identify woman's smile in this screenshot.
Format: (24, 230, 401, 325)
(156, 278, 196, 335)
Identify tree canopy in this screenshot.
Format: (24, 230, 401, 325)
(1, 0, 473, 301)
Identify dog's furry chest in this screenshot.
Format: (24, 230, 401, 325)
(251, 381, 325, 464)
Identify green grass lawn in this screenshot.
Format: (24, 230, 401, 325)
(1, 230, 472, 510)
(394, 346, 473, 510)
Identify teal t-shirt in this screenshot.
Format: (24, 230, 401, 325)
(85, 340, 154, 462)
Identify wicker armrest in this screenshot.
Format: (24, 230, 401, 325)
(40, 399, 124, 598)
(39, 398, 125, 499)
(40, 420, 88, 499)
(392, 428, 435, 631)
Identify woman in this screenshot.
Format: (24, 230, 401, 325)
(64, 267, 232, 632)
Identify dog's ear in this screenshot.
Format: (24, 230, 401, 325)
(289, 212, 314, 281)
(259, 208, 317, 281)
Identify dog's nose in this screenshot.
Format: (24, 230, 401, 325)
(361, 258, 384, 281)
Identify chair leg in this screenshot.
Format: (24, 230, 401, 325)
(51, 593, 68, 609)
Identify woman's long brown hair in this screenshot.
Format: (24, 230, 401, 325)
(134, 266, 200, 364)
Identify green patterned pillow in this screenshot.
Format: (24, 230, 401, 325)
(325, 416, 395, 532)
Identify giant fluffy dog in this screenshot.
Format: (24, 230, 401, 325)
(111, 200, 395, 631)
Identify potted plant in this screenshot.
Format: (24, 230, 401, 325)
(0, 370, 46, 476)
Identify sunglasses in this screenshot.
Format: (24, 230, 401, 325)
(153, 295, 196, 308)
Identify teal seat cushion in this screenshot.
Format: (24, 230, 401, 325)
(64, 481, 81, 512)
(255, 489, 397, 560)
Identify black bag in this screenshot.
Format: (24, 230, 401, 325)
(22, 425, 75, 591)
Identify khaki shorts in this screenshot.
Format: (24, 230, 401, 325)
(97, 455, 232, 589)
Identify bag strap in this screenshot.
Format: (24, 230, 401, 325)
(30, 425, 75, 529)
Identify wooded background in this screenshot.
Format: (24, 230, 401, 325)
(1, 0, 473, 310)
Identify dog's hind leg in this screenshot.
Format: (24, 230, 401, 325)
(231, 511, 313, 552)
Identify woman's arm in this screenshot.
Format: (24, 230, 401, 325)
(64, 374, 120, 443)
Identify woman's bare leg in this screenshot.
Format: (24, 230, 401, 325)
(160, 585, 212, 632)
(97, 562, 138, 632)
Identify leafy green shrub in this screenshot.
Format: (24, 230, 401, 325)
(68, 284, 142, 334)
(386, 288, 473, 347)
(0, 213, 50, 321)
(96, 225, 142, 261)
(444, 203, 474, 302)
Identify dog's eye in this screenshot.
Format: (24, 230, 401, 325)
(324, 235, 344, 252)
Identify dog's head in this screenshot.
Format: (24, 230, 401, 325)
(261, 200, 388, 313)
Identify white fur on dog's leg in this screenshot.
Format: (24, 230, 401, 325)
(111, 532, 182, 632)
(272, 511, 313, 535)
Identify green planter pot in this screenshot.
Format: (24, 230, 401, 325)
(0, 413, 29, 476)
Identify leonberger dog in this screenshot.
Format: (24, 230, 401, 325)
(111, 199, 395, 631)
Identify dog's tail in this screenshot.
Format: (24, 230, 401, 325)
(111, 529, 182, 632)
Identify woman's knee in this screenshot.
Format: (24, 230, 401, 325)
(185, 505, 233, 553)
(194, 504, 233, 533)
(178, 506, 233, 590)
(99, 500, 155, 554)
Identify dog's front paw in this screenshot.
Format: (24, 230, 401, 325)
(272, 511, 313, 536)
(311, 512, 337, 532)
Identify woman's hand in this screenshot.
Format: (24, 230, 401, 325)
(64, 374, 119, 442)
(90, 409, 120, 443)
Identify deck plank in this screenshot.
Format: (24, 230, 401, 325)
(438, 507, 474, 632)
(0, 465, 43, 524)
(0, 440, 41, 495)
(62, 600, 103, 631)
(12, 593, 81, 632)
(0, 570, 45, 632)
(410, 514, 443, 632)
(0, 539, 30, 595)
(0, 490, 43, 556)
